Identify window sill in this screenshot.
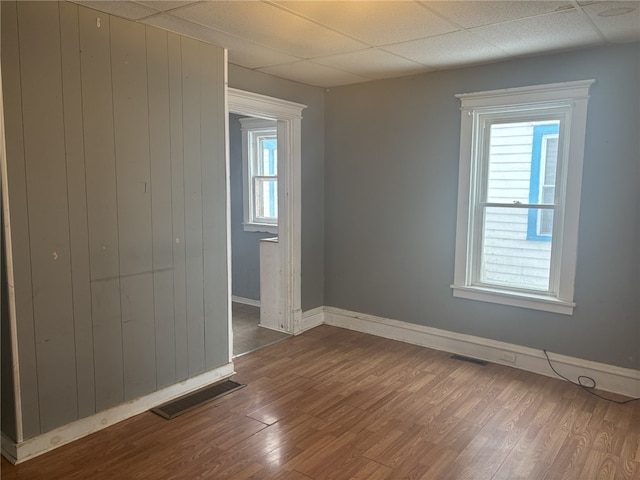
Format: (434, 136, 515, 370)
(243, 223, 278, 235)
(451, 284, 575, 315)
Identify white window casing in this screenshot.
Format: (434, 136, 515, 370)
(452, 80, 594, 315)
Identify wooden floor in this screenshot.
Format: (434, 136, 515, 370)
(2, 325, 639, 479)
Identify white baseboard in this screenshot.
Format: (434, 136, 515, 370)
(300, 306, 324, 333)
(232, 295, 261, 307)
(3, 362, 235, 465)
(1, 433, 17, 464)
(258, 323, 288, 334)
(324, 306, 640, 399)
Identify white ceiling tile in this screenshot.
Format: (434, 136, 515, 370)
(141, 14, 301, 68)
(274, 1, 458, 46)
(582, 1, 640, 42)
(383, 30, 510, 69)
(170, 2, 366, 58)
(258, 61, 371, 87)
(313, 48, 432, 79)
(135, 1, 199, 13)
(72, 1, 159, 20)
(470, 10, 604, 56)
(227, 47, 301, 71)
(71, 0, 640, 87)
(422, 1, 574, 28)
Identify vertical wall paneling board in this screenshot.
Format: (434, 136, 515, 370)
(167, 33, 188, 381)
(0, 0, 40, 440)
(59, 1, 96, 419)
(146, 26, 176, 389)
(78, 6, 124, 411)
(1, 190, 18, 442)
(181, 37, 206, 376)
(118, 275, 155, 400)
(200, 43, 229, 368)
(17, 1, 79, 433)
(110, 16, 156, 401)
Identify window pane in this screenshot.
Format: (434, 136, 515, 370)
(541, 186, 554, 204)
(254, 176, 277, 221)
(486, 121, 559, 205)
(543, 137, 558, 187)
(486, 123, 533, 203)
(480, 206, 552, 291)
(538, 208, 553, 236)
(258, 136, 277, 176)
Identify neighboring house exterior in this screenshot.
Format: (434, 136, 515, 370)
(483, 121, 559, 291)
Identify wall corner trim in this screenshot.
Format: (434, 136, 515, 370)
(1, 433, 18, 464)
(3, 362, 235, 464)
(323, 306, 640, 399)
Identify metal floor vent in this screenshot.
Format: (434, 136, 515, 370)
(451, 354, 488, 366)
(151, 379, 245, 420)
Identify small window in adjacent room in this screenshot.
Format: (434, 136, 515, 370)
(240, 117, 278, 234)
(451, 80, 594, 315)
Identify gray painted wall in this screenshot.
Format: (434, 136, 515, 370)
(1, 1, 228, 439)
(228, 65, 325, 311)
(324, 43, 640, 370)
(229, 113, 273, 301)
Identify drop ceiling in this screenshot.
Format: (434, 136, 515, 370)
(72, 0, 640, 87)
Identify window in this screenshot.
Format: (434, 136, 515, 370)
(452, 80, 594, 315)
(240, 117, 278, 234)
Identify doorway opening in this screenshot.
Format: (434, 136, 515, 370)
(226, 88, 306, 358)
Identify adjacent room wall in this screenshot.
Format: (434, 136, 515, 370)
(229, 113, 273, 302)
(228, 65, 325, 312)
(1, 1, 228, 440)
(324, 43, 640, 370)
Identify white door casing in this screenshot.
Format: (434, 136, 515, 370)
(227, 88, 306, 338)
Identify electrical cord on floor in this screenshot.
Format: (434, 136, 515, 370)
(543, 349, 640, 405)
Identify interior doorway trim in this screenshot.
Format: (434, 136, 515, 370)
(227, 88, 306, 337)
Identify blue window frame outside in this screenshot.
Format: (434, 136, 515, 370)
(527, 123, 559, 241)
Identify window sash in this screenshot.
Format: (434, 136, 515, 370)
(253, 176, 277, 224)
(473, 204, 556, 293)
(469, 113, 568, 297)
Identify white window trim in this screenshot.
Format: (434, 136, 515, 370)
(451, 80, 594, 315)
(240, 117, 278, 234)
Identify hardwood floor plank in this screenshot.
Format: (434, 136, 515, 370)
(2, 325, 639, 480)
